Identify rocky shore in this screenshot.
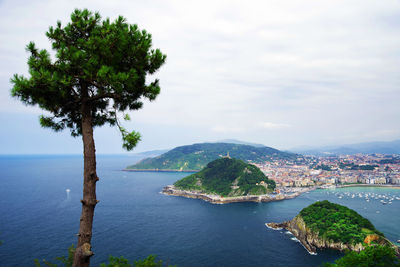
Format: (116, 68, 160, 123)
(266, 216, 365, 254)
(266, 216, 397, 255)
(161, 185, 312, 204)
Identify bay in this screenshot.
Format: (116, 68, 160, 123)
(0, 155, 399, 266)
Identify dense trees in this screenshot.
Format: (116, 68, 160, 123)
(11, 9, 166, 267)
(174, 158, 276, 196)
(324, 245, 399, 267)
(300, 201, 382, 244)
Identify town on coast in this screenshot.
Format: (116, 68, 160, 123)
(161, 153, 400, 203)
(254, 153, 400, 187)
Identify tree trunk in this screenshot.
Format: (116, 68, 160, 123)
(73, 101, 99, 267)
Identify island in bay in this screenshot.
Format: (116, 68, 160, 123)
(266, 200, 399, 255)
(162, 157, 311, 204)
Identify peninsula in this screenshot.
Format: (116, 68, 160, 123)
(127, 142, 300, 171)
(162, 157, 312, 204)
(266, 200, 398, 254)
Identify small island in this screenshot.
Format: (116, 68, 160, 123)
(162, 157, 310, 204)
(266, 200, 398, 254)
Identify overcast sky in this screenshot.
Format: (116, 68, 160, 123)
(1, 0, 400, 154)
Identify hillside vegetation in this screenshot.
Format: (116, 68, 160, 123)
(299, 200, 384, 245)
(324, 245, 399, 267)
(127, 142, 299, 171)
(174, 157, 276, 196)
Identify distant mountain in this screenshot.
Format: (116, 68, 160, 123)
(127, 142, 299, 171)
(292, 139, 400, 156)
(174, 157, 276, 196)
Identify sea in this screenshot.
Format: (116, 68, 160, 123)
(0, 155, 399, 267)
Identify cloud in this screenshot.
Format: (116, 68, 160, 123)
(211, 126, 246, 133)
(258, 122, 291, 129)
(1, 0, 400, 152)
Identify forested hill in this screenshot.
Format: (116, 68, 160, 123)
(126, 142, 300, 171)
(299, 200, 384, 245)
(174, 157, 276, 196)
(268, 200, 397, 255)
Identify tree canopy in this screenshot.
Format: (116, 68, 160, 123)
(11, 8, 166, 149)
(299, 200, 383, 244)
(174, 157, 276, 196)
(324, 245, 400, 267)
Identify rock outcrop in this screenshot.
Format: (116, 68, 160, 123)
(267, 216, 393, 254)
(162, 185, 302, 204)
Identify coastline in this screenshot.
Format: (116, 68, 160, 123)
(265, 220, 363, 255)
(336, 184, 400, 189)
(161, 185, 315, 204)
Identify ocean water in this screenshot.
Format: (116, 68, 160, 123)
(0, 155, 399, 266)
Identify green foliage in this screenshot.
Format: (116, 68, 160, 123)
(34, 248, 173, 267)
(339, 162, 378, 171)
(174, 174, 202, 191)
(314, 164, 332, 171)
(128, 142, 299, 170)
(300, 201, 382, 244)
(11, 8, 166, 150)
(174, 158, 276, 196)
(134, 255, 163, 267)
(121, 128, 141, 151)
(323, 245, 399, 267)
(34, 245, 75, 267)
(100, 256, 132, 267)
(100, 255, 175, 267)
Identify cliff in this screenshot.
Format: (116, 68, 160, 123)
(267, 216, 365, 253)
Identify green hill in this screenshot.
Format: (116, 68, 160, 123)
(299, 200, 384, 245)
(127, 142, 300, 171)
(173, 157, 276, 196)
(268, 200, 397, 255)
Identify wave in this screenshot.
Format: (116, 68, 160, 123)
(264, 223, 282, 230)
(289, 234, 318, 255)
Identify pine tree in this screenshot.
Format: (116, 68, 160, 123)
(11, 9, 166, 267)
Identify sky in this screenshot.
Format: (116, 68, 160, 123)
(1, 0, 400, 154)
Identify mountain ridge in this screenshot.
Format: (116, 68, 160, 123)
(127, 142, 300, 171)
(291, 139, 400, 155)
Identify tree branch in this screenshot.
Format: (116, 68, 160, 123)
(87, 93, 117, 102)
